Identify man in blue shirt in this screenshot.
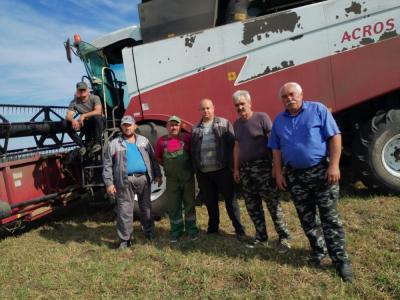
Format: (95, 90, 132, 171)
(103, 115, 162, 249)
(268, 82, 353, 282)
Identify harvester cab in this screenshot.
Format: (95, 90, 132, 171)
(64, 34, 133, 189)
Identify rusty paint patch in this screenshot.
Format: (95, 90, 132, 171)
(290, 34, 303, 41)
(335, 45, 362, 53)
(345, 2, 362, 15)
(335, 47, 348, 54)
(379, 30, 398, 41)
(359, 37, 374, 45)
(185, 35, 196, 48)
(238, 60, 295, 83)
(241, 11, 301, 45)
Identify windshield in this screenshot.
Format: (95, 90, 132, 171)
(76, 42, 122, 110)
(77, 41, 107, 83)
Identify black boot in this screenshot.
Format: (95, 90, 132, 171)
(336, 261, 354, 282)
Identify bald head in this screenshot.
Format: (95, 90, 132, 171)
(199, 98, 215, 122)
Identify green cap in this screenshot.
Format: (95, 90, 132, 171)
(168, 115, 181, 124)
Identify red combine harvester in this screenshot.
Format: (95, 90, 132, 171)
(1, 0, 399, 229)
(0, 105, 84, 230)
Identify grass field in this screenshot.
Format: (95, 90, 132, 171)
(0, 191, 399, 299)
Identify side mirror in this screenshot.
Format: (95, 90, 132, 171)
(64, 38, 72, 63)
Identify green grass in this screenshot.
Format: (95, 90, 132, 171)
(0, 194, 399, 299)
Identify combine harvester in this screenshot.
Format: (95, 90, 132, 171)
(1, 0, 399, 229)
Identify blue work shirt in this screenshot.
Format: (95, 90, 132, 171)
(268, 101, 340, 169)
(125, 141, 147, 174)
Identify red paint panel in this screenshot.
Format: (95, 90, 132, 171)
(0, 168, 8, 201)
(126, 57, 248, 124)
(332, 37, 400, 112)
(0, 155, 77, 207)
(126, 56, 335, 123)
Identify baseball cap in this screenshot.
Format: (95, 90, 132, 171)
(121, 115, 135, 125)
(168, 115, 181, 124)
(76, 81, 88, 90)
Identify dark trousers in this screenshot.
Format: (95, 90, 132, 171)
(240, 159, 290, 241)
(196, 167, 244, 233)
(64, 115, 104, 146)
(286, 162, 349, 263)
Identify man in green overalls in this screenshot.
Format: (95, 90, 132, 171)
(155, 116, 199, 242)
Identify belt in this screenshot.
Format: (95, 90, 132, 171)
(241, 158, 271, 168)
(128, 173, 145, 177)
(286, 157, 328, 171)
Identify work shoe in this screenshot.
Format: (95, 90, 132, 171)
(90, 143, 102, 154)
(79, 146, 87, 156)
(336, 262, 354, 282)
(206, 228, 219, 235)
(307, 254, 327, 268)
(277, 238, 291, 253)
(169, 236, 179, 244)
(118, 239, 131, 249)
(189, 233, 199, 241)
(245, 239, 268, 249)
(236, 230, 247, 242)
(145, 233, 155, 242)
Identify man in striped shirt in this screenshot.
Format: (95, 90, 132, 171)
(191, 99, 245, 239)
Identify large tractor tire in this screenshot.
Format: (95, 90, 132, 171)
(135, 123, 168, 216)
(352, 109, 400, 194)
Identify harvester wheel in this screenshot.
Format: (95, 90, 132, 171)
(136, 123, 168, 216)
(352, 109, 400, 194)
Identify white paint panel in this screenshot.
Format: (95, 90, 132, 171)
(122, 47, 139, 99)
(119, 0, 399, 94)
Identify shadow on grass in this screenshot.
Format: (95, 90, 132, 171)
(37, 214, 322, 270)
(0, 198, 114, 241)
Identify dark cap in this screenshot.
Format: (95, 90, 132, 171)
(121, 115, 135, 125)
(76, 81, 88, 90)
(168, 115, 181, 124)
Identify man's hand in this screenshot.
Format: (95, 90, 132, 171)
(78, 114, 86, 126)
(71, 119, 81, 131)
(325, 165, 340, 185)
(233, 169, 240, 183)
(154, 176, 162, 187)
(106, 185, 117, 196)
(275, 172, 287, 191)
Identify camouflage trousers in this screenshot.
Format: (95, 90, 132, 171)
(286, 161, 349, 263)
(240, 159, 290, 241)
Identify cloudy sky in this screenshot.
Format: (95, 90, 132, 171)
(0, 0, 140, 106)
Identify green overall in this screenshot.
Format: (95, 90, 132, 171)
(163, 134, 198, 238)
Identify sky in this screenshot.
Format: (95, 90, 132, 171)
(0, 0, 141, 107)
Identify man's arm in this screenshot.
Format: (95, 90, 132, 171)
(272, 149, 287, 190)
(154, 137, 164, 166)
(146, 140, 163, 186)
(102, 142, 116, 195)
(66, 110, 81, 131)
(233, 141, 241, 183)
(326, 133, 341, 184)
(65, 110, 75, 122)
(226, 119, 235, 148)
(78, 104, 102, 124)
